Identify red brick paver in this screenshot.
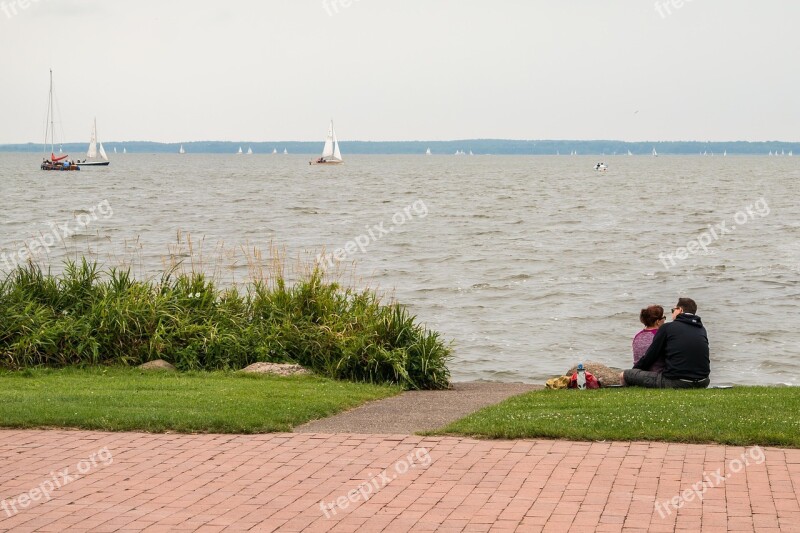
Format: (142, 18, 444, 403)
(0, 431, 798, 532)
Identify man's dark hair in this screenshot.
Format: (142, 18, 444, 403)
(676, 297, 697, 314)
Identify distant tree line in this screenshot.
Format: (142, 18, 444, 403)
(2, 139, 798, 155)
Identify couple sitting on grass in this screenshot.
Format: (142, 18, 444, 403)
(622, 297, 710, 389)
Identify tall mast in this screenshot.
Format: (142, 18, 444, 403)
(49, 69, 54, 156)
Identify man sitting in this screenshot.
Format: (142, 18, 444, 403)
(623, 297, 710, 389)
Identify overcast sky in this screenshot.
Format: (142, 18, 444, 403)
(1, 0, 797, 143)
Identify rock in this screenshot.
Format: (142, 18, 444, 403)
(565, 362, 623, 386)
(241, 363, 311, 376)
(138, 359, 177, 371)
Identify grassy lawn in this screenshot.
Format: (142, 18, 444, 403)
(434, 387, 800, 447)
(0, 367, 400, 433)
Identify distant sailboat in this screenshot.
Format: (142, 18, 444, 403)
(283, 148, 288, 155)
(247, 147, 253, 155)
(237, 146, 243, 155)
(426, 147, 431, 155)
(123, 147, 127, 154)
(782, 149, 785, 156)
(179, 145, 186, 154)
(723, 150, 727, 156)
(469, 150, 474, 156)
(272, 148, 278, 154)
(81, 118, 110, 167)
(790, 151, 794, 157)
(40, 69, 80, 171)
(114, 147, 117, 154)
(652, 148, 658, 157)
(310, 120, 343, 165)
(627, 150, 633, 156)
(769, 151, 773, 156)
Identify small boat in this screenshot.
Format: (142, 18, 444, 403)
(179, 145, 186, 154)
(723, 150, 727, 156)
(469, 150, 474, 156)
(627, 150, 633, 156)
(272, 148, 278, 154)
(123, 147, 127, 154)
(426, 148, 431, 155)
(247, 147, 253, 155)
(652, 148, 658, 157)
(237, 146, 243, 155)
(40, 70, 80, 171)
(769, 151, 773, 156)
(79, 118, 110, 167)
(114, 147, 117, 154)
(789, 151, 794, 157)
(283, 148, 288, 154)
(309, 120, 343, 165)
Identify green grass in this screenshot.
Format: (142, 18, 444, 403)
(0, 260, 451, 389)
(0, 367, 400, 433)
(434, 387, 800, 447)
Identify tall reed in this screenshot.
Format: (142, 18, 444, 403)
(0, 259, 451, 390)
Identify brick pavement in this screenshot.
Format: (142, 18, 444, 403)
(0, 430, 798, 532)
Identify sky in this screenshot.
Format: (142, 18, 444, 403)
(0, 0, 797, 144)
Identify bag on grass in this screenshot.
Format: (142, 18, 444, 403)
(568, 371, 600, 389)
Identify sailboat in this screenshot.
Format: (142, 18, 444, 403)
(80, 118, 110, 167)
(179, 145, 186, 154)
(247, 147, 253, 155)
(310, 120, 343, 165)
(237, 146, 243, 155)
(283, 148, 288, 154)
(469, 150, 474, 156)
(627, 150, 633, 156)
(114, 147, 117, 154)
(652, 148, 658, 157)
(789, 151, 794, 157)
(123, 147, 127, 154)
(272, 148, 278, 155)
(723, 150, 727, 156)
(40, 70, 80, 171)
(426, 148, 431, 155)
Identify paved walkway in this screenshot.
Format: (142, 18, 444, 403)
(295, 383, 539, 434)
(1, 431, 798, 532)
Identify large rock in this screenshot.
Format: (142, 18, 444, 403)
(241, 363, 311, 376)
(138, 359, 177, 371)
(565, 362, 623, 386)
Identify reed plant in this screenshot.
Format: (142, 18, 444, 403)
(0, 257, 451, 390)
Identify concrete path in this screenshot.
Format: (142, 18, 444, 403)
(294, 382, 539, 434)
(1, 430, 798, 532)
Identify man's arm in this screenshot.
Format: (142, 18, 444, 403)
(634, 326, 668, 370)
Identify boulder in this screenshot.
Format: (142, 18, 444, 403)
(241, 363, 310, 376)
(138, 359, 177, 371)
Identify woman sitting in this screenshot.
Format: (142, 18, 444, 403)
(632, 305, 666, 373)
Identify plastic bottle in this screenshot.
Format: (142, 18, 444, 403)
(577, 363, 587, 390)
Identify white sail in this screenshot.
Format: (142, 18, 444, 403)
(247, 147, 253, 155)
(652, 148, 658, 156)
(426, 148, 431, 155)
(114, 147, 117, 154)
(123, 148, 127, 154)
(237, 146, 243, 154)
(628, 150, 633, 156)
(319, 120, 343, 162)
(99, 143, 108, 161)
(283, 148, 288, 154)
(272, 148, 277, 154)
(87, 119, 98, 159)
(179, 145, 185, 154)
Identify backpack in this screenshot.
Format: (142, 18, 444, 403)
(568, 371, 600, 389)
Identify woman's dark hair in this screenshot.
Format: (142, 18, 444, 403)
(640, 305, 665, 328)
